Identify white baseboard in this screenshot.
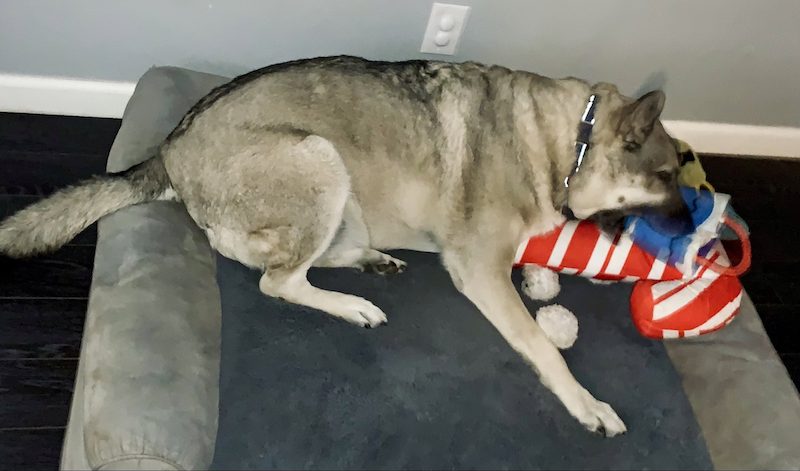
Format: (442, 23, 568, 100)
(663, 120, 800, 159)
(0, 73, 798, 158)
(0, 74, 135, 119)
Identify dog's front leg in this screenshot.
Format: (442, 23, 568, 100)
(443, 249, 626, 437)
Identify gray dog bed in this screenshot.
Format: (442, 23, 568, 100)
(62, 66, 800, 470)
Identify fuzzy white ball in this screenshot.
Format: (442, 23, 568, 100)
(521, 265, 560, 301)
(536, 304, 579, 349)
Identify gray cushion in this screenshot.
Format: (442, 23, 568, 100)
(65, 67, 228, 470)
(665, 294, 800, 469)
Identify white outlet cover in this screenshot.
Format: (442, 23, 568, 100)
(420, 3, 471, 55)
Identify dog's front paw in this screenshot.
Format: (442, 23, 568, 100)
(521, 265, 560, 301)
(568, 389, 627, 437)
(332, 296, 388, 329)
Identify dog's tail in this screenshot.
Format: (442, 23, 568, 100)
(0, 157, 171, 258)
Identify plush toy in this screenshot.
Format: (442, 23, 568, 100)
(674, 138, 750, 241)
(517, 183, 751, 341)
(675, 138, 714, 193)
(535, 304, 579, 349)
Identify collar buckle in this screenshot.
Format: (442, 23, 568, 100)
(563, 94, 598, 189)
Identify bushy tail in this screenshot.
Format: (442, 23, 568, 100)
(0, 157, 170, 258)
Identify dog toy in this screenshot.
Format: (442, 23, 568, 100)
(675, 138, 714, 193)
(535, 304, 578, 349)
(515, 187, 751, 340)
(673, 139, 750, 241)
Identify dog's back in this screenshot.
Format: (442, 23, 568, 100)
(160, 56, 584, 250)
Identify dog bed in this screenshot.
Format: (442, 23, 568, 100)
(213, 252, 711, 469)
(63, 66, 800, 470)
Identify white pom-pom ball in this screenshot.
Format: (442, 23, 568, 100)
(521, 265, 560, 301)
(536, 304, 579, 349)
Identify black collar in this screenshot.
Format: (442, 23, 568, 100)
(563, 94, 598, 189)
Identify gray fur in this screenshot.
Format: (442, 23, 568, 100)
(0, 158, 169, 257)
(0, 56, 685, 435)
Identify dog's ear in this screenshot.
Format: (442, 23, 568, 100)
(617, 90, 665, 150)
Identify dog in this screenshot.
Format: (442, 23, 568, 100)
(0, 56, 687, 436)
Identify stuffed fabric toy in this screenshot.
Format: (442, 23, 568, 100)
(515, 187, 751, 340)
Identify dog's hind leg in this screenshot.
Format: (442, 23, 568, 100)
(313, 197, 407, 275)
(206, 134, 388, 328)
(259, 264, 388, 328)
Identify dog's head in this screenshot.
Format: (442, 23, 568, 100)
(565, 86, 690, 234)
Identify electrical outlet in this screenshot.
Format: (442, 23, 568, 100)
(420, 3, 471, 55)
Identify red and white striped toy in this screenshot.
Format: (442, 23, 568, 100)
(514, 220, 746, 339)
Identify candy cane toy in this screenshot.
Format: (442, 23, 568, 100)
(515, 188, 751, 340)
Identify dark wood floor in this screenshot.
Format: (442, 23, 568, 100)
(0, 111, 798, 468)
(0, 113, 119, 470)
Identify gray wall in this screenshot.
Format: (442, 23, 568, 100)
(1, 0, 798, 126)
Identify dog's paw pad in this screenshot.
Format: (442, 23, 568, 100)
(365, 256, 407, 275)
